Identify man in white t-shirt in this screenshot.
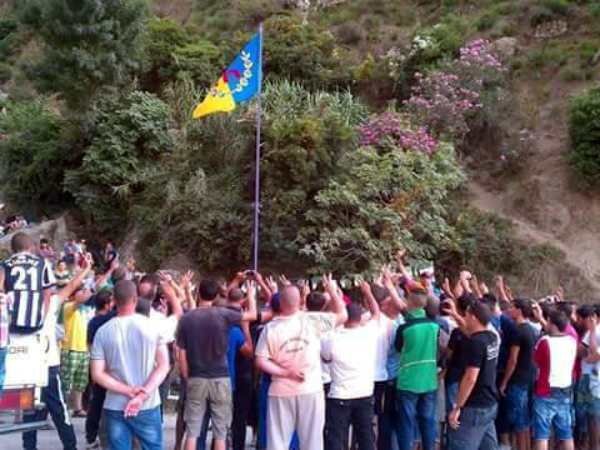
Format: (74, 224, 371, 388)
(23, 256, 93, 450)
(321, 281, 381, 450)
(255, 275, 348, 450)
(91, 280, 170, 450)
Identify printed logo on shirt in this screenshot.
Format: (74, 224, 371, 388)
(280, 337, 310, 354)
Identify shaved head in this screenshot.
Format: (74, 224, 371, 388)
(280, 285, 301, 312)
(114, 280, 138, 307)
(11, 232, 33, 253)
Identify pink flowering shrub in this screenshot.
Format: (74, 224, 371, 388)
(359, 112, 440, 155)
(404, 39, 507, 142)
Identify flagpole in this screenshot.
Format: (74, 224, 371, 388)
(253, 23, 264, 271)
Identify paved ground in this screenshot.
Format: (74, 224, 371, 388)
(0, 413, 257, 449)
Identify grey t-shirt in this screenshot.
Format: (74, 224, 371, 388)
(177, 307, 242, 378)
(91, 313, 164, 411)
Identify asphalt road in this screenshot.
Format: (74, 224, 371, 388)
(0, 413, 257, 449)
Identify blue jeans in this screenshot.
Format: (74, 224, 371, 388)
(23, 365, 77, 450)
(104, 407, 162, 450)
(395, 390, 437, 450)
(506, 383, 531, 432)
(447, 404, 498, 450)
(533, 389, 573, 441)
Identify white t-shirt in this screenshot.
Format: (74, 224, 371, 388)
(149, 308, 178, 344)
(42, 294, 61, 367)
(91, 314, 164, 411)
(256, 312, 336, 397)
(374, 314, 393, 382)
(582, 326, 600, 394)
(321, 320, 379, 400)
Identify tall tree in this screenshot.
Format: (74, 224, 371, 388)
(24, 0, 147, 110)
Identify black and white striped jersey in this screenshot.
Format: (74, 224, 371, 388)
(3, 252, 56, 333)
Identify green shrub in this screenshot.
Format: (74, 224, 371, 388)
(476, 12, 498, 31)
(337, 22, 363, 45)
(560, 66, 583, 81)
(509, 58, 523, 71)
(0, 62, 11, 83)
(591, 2, 600, 19)
(501, 23, 520, 36)
(0, 19, 18, 40)
(538, 0, 570, 15)
(579, 40, 599, 66)
(568, 86, 600, 187)
(0, 100, 71, 212)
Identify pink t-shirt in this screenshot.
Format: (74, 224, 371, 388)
(256, 312, 336, 397)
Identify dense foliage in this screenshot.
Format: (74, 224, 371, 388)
(0, 101, 71, 213)
(22, 0, 147, 110)
(569, 85, 600, 188)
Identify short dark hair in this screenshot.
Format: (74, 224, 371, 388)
(306, 292, 326, 312)
(136, 297, 152, 316)
(94, 291, 113, 310)
(40, 238, 49, 245)
(513, 298, 532, 319)
(469, 301, 492, 326)
(228, 288, 243, 303)
(457, 293, 476, 315)
(347, 303, 362, 322)
(481, 293, 498, 308)
(578, 304, 595, 319)
(11, 232, 32, 253)
(140, 273, 160, 290)
(555, 302, 573, 319)
(549, 310, 568, 332)
(199, 277, 220, 301)
(114, 280, 137, 306)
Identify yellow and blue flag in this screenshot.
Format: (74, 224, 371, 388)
(193, 32, 262, 119)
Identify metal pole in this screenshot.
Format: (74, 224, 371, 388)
(253, 24, 264, 271)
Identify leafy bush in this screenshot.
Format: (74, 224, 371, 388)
(140, 18, 191, 90)
(560, 66, 583, 81)
(0, 100, 71, 212)
(261, 16, 354, 89)
(24, 0, 147, 110)
(476, 12, 498, 31)
(64, 91, 175, 232)
(579, 40, 599, 66)
(0, 62, 11, 83)
(568, 86, 600, 187)
(300, 142, 465, 275)
(538, 0, 570, 15)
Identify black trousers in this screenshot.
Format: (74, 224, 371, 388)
(23, 366, 77, 450)
(85, 382, 106, 444)
(232, 376, 253, 450)
(325, 396, 375, 450)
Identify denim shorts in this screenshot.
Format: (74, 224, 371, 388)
(506, 383, 531, 432)
(533, 389, 572, 441)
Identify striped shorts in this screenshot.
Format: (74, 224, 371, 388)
(60, 350, 89, 392)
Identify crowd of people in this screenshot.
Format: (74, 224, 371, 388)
(0, 233, 599, 450)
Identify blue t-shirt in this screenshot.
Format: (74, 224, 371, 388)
(228, 326, 245, 390)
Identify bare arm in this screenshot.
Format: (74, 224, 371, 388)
(158, 273, 183, 319)
(383, 267, 406, 311)
(255, 355, 304, 382)
(323, 274, 348, 327)
(500, 346, 520, 394)
(91, 359, 137, 397)
(360, 281, 380, 322)
(241, 280, 257, 322)
(141, 343, 170, 394)
(95, 258, 119, 288)
(178, 347, 190, 381)
(58, 255, 93, 301)
(239, 321, 254, 359)
(254, 272, 272, 302)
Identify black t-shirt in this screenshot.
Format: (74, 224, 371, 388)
(177, 307, 243, 378)
(462, 330, 499, 408)
(508, 322, 536, 386)
(87, 311, 116, 346)
(445, 328, 467, 385)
